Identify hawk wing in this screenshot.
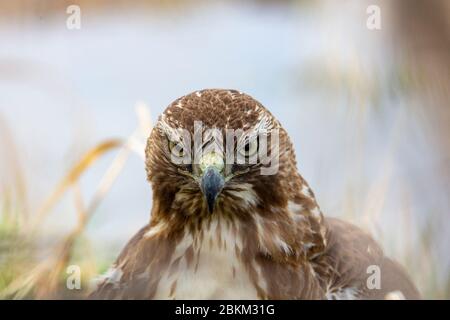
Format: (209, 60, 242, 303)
(89, 225, 175, 300)
(319, 217, 421, 299)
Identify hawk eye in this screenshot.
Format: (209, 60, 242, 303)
(238, 139, 258, 158)
(169, 140, 186, 157)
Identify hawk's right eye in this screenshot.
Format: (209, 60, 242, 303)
(238, 138, 259, 158)
(169, 140, 186, 158)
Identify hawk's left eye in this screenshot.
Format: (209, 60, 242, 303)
(238, 139, 258, 158)
(169, 140, 186, 158)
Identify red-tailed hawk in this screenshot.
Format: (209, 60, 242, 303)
(90, 89, 420, 300)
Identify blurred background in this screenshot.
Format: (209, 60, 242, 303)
(0, 0, 449, 299)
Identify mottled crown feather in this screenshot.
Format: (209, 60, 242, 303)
(157, 89, 280, 133)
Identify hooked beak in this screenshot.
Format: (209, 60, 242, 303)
(200, 167, 225, 214)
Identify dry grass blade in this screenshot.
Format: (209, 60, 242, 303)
(1, 102, 153, 299)
(85, 132, 137, 220)
(30, 139, 123, 230)
(0, 114, 29, 224)
(1, 138, 130, 299)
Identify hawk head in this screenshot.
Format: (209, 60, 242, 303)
(145, 89, 325, 259)
(146, 90, 296, 214)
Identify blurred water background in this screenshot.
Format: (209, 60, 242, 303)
(0, 0, 449, 298)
